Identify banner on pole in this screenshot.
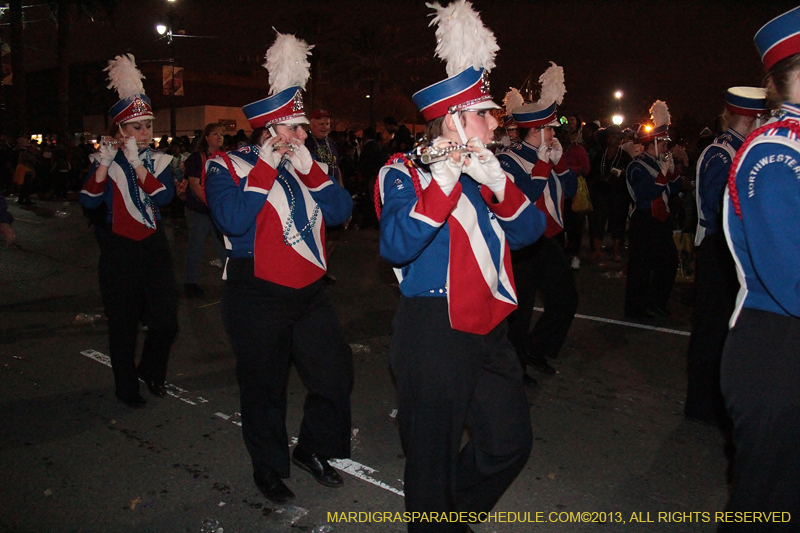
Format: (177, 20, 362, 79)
(162, 65, 184, 96)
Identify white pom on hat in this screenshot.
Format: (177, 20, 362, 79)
(105, 54, 145, 100)
(264, 30, 314, 95)
(427, 0, 499, 78)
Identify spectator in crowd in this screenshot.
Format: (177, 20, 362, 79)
(305, 109, 343, 186)
(556, 124, 590, 270)
(183, 123, 228, 298)
(0, 192, 16, 247)
(587, 125, 632, 262)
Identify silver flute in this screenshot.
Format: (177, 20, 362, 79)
(100, 136, 125, 148)
(408, 141, 502, 165)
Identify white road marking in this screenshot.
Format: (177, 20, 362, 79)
(532, 307, 691, 337)
(81, 348, 405, 497)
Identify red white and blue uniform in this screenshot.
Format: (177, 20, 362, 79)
(79, 147, 178, 402)
(204, 145, 354, 480)
(205, 145, 352, 287)
(720, 101, 800, 527)
(80, 149, 173, 239)
(498, 140, 577, 237)
(378, 159, 542, 335)
(683, 128, 744, 425)
(626, 151, 681, 220)
(496, 142, 579, 368)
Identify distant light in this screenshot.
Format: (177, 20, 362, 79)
(365, 95, 371, 99)
(644, 125, 653, 132)
(167, 0, 176, 2)
(156, 24, 168, 35)
(615, 91, 623, 99)
(612, 115, 624, 125)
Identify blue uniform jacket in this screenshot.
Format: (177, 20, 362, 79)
(724, 102, 800, 324)
(497, 141, 577, 238)
(695, 128, 744, 245)
(378, 160, 544, 299)
(626, 151, 681, 212)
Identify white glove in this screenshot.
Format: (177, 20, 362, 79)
(258, 138, 283, 169)
(658, 156, 673, 176)
(123, 137, 142, 169)
(429, 156, 462, 195)
(288, 140, 314, 174)
(463, 144, 506, 193)
(99, 141, 117, 167)
(549, 138, 563, 164)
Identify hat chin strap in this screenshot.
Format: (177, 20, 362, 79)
(450, 111, 469, 144)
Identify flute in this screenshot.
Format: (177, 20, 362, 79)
(408, 141, 503, 165)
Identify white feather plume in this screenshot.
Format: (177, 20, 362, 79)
(426, 0, 499, 78)
(105, 54, 145, 99)
(264, 31, 314, 95)
(537, 62, 566, 107)
(650, 100, 671, 127)
(504, 88, 525, 115)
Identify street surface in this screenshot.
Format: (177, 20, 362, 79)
(0, 197, 729, 533)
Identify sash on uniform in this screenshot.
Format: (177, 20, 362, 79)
(447, 193, 518, 335)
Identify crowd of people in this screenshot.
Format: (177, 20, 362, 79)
(3, 2, 798, 532)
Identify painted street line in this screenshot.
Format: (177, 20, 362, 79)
(532, 307, 692, 337)
(80, 348, 405, 498)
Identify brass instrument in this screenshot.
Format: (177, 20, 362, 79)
(409, 141, 502, 165)
(658, 152, 671, 163)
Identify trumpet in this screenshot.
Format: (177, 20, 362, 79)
(269, 142, 296, 151)
(658, 152, 671, 163)
(408, 140, 502, 165)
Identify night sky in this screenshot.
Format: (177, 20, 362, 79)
(10, 0, 800, 137)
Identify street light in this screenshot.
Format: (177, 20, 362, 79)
(612, 114, 624, 126)
(156, 24, 168, 35)
(614, 90, 623, 99)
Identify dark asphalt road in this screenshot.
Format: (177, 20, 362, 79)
(0, 197, 730, 533)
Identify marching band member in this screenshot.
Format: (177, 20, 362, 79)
(205, 33, 353, 504)
(684, 87, 767, 426)
(623, 100, 681, 319)
(80, 55, 178, 408)
(377, 2, 544, 530)
(497, 65, 579, 382)
(722, 7, 800, 526)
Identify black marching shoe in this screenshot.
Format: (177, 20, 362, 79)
(137, 370, 167, 397)
(254, 469, 295, 504)
(522, 373, 538, 386)
(526, 353, 556, 375)
(116, 393, 147, 408)
(292, 445, 343, 488)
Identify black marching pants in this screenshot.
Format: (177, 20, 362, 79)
(390, 297, 532, 533)
(221, 258, 353, 479)
(685, 234, 738, 424)
(720, 309, 800, 532)
(97, 226, 179, 400)
(624, 209, 677, 315)
(507, 236, 578, 361)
